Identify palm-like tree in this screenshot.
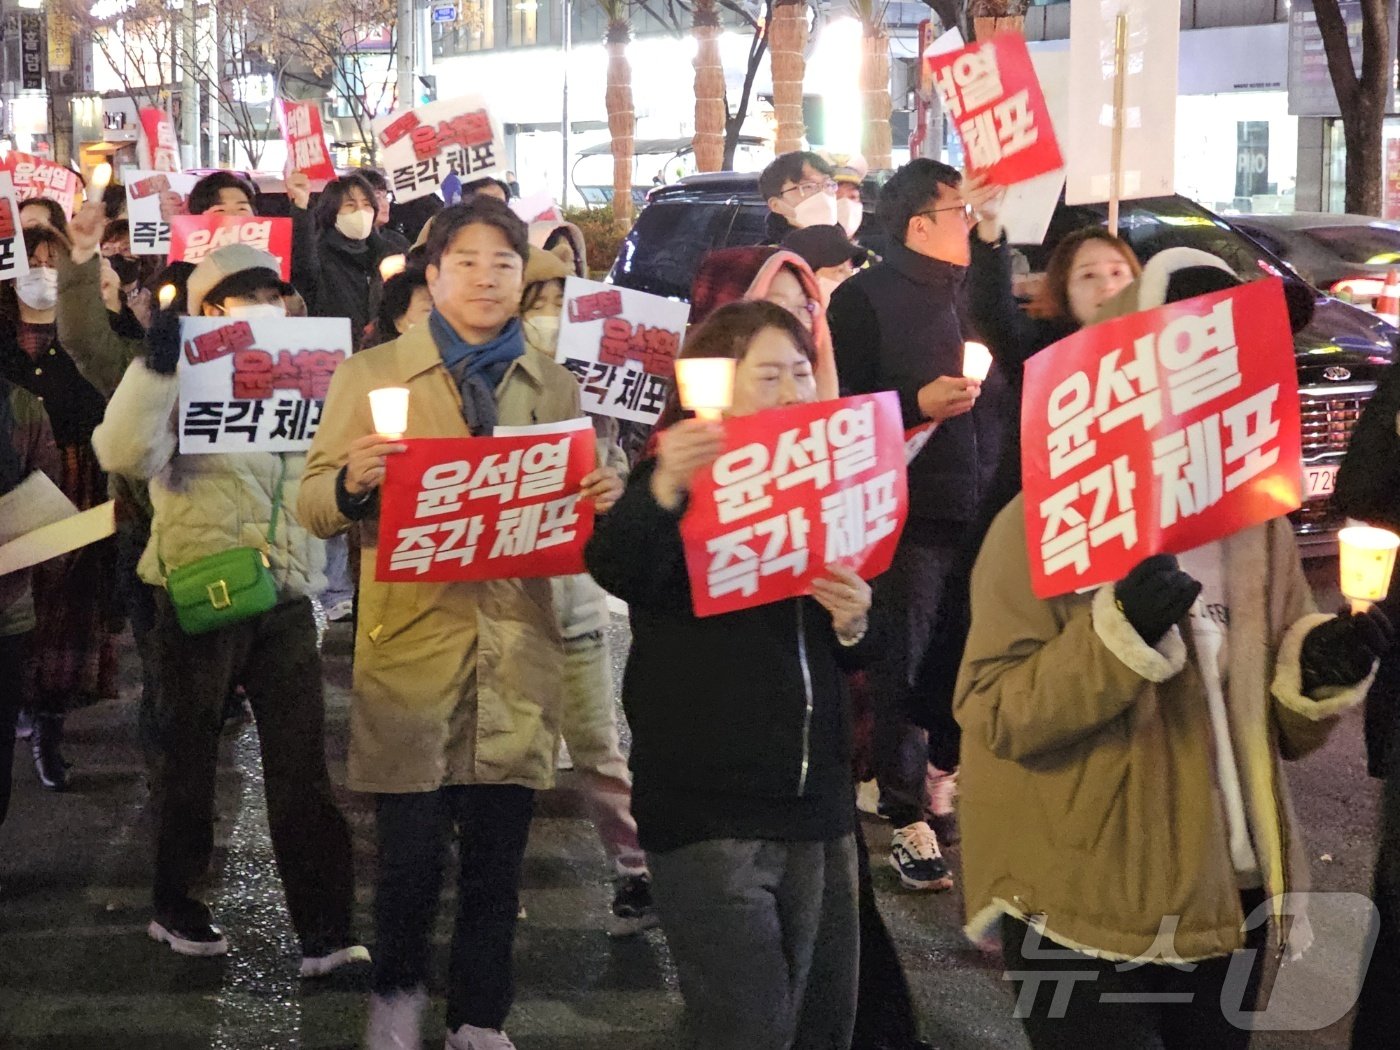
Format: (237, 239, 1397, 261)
(598, 0, 636, 226)
(691, 0, 726, 172)
(968, 0, 1028, 40)
(852, 0, 892, 169)
(769, 0, 807, 154)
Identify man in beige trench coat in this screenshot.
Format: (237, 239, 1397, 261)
(299, 198, 621, 1050)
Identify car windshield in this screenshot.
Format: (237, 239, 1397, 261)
(1300, 224, 1400, 265)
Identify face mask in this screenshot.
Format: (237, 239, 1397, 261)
(836, 198, 864, 238)
(110, 255, 141, 286)
(16, 268, 58, 311)
(522, 315, 562, 358)
(791, 191, 838, 229)
(224, 302, 287, 320)
(335, 209, 374, 241)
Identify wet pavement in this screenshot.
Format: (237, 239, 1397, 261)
(0, 563, 1386, 1049)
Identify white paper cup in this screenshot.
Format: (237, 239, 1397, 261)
(369, 387, 410, 439)
(1339, 525, 1400, 610)
(963, 341, 993, 382)
(675, 357, 737, 422)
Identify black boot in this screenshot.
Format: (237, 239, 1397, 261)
(32, 714, 68, 792)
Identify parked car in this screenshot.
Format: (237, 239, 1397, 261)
(608, 175, 1397, 551)
(1230, 212, 1400, 312)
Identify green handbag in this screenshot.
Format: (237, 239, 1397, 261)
(163, 458, 287, 636)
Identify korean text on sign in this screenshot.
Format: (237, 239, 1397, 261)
(372, 95, 505, 203)
(555, 276, 691, 427)
(0, 174, 30, 283)
(2, 153, 80, 217)
(1020, 278, 1304, 599)
(278, 101, 336, 183)
(374, 422, 597, 583)
(177, 316, 351, 454)
(925, 32, 1063, 187)
(122, 169, 200, 257)
(679, 393, 908, 618)
(168, 215, 293, 279)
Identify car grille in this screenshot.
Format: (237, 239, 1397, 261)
(1299, 387, 1371, 456)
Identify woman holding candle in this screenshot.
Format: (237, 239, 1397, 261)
(295, 172, 394, 350)
(585, 299, 872, 1050)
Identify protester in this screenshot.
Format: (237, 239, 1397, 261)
(295, 172, 391, 348)
(519, 245, 657, 935)
(299, 198, 621, 1050)
(505, 171, 521, 197)
(102, 183, 127, 222)
(182, 171, 256, 217)
(781, 224, 867, 305)
(90, 244, 364, 971)
(956, 249, 1391, 1050)
(370, 268, 433, 347)
(529, 220, 588, 277)
(18, 198, 70, 237)
(828, 159, 986, 892)
(359, 168, 412, 254)
(586, 299, 870, 1050)
(759, 151, 839, 241)
(827, 153, 868, 239)
(462, 176, 512, 203)
(0, 226, 118, 791)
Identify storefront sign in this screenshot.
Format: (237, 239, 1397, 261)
(177, 317, 351, 454)
(137, 107, 181, 172)
(0, 174, 30, 283)
(925, 32, 1063, 187)
(1021, 279, 1303, 599)
(679, 393, 908, 618)
(371, 94, 504, 202)
(123, 168, 200, 256)
(556, 277, 690, 426)
(19, 14, 44, 92)
(277, 101, 337, 186)
(375, 420, 597, 582)
(47, 7, 71, 71)
(169, 215, 293, 279)
(2, 152, 80, 217)
(1288, 1, 1400, 117)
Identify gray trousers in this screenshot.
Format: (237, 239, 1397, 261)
(648, 834, 860, 1050)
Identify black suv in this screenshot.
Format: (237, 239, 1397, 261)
(608, 173, 1397, 551)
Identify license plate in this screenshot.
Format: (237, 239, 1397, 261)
(1304, 465, 1339, 500)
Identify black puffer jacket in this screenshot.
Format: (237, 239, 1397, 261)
(585, 458, 866, 852)
(299, 226, 391, 348)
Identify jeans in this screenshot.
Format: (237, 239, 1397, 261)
(320, 534, 353, 608)
(0, 633, 27, 828)
(649, 835, 860, 1050)
(151, 594, 355, 952)
(373, 784, 536, 1032)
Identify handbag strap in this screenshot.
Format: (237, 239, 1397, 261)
(263, 455, 288, 552)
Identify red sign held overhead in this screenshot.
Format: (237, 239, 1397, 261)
(168, 215, 293, 280)
(137, 107, 181, 172)
(277, 101, 337, 185)
(925, 32, 1063, 187)
(2, 152, 81, 217)
(375, 426, 598, 583)
(679, 393, 908, 618)
(1020, 278, 1304, 599)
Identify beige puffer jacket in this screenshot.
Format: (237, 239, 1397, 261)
(91, 361, 326, 596)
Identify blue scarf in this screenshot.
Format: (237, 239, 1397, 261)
(429, 310, 526, 435)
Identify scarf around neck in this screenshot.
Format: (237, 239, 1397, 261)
(429, 310, 526, 436)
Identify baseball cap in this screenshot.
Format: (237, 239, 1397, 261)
(781, 225, 867, 270)
(185, 244, 292, 315)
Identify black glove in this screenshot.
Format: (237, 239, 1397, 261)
(1114, 554, 1202, 646)
(144, 305, 182, 376)
(1300, 606, 1397, 695)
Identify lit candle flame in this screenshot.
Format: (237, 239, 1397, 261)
(92, 162, 112, 191)
(158, 284, 176, 309)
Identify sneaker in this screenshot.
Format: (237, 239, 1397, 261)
(445, 1023, 517, 1049)
(147, 917, 230, 957)
(856, 779, 882, 817)
(556, 739, 574, 771)
(14, 710, 33, 740)
(367, 987, 428, 1050)
(299, 943, 371, 978)
(889, 821, 954, 892)
(325, 598, 354, 623)
(607, 873, 661, 938)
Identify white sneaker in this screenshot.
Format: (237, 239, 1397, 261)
(366, 987, 428, 1050)
(855, 779, 881, 817)
(147, 918, 229, 957)
(445, 1023, 517, 1049)
(556, 739, 574, 771)
(300, 943, 371, 978)
(326, 598, 355, 622)
(889, 821, 954, 892)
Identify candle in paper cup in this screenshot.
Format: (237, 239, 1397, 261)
(92, 162, 113, 191)
(369, 387, 410, 438)
(963, 341, 993, 382)
(379, 254, 407, 281)
(157, 284, 177, 310)
(1339, 525, 1400, 611)
(675, 357, 736, 422)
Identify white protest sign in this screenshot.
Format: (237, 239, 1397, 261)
(556, 277, 690, 426)
(1065, 0, 1179, 205)
(0, 173, 28, 282)
(177, 316, 352, 454)
(122, 168, 201, 257)
(0, 501, 115, 577)
(372, 95, 505, 203)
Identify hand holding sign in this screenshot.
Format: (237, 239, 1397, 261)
(809, 564, 872, 641)
(652, 419, 725, 512)
(286, 172, 312, 211)
(68, 192, 105, 264)
(580, 467, 624, 514)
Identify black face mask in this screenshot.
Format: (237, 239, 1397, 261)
(110, 255, 141, 286)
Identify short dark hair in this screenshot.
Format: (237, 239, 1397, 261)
(313, 172, 378, 232)
(188, 172, 256, 216)
(758, 151, 834, 202)
(423, 199, 530, 269)
(461, 176, 512, 202)
(378, 268, 429, 335)
(22, 224, 69, 263)
(202, 267, 284, 311)
(102, 219, 131, 246)
(102, 183, 127, 221)
(879, 159, 961, 242)
(18, 197, 69, 236)
(359, 168, 390, 194)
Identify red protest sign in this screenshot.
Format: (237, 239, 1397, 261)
(1021, 278, 1303, 600)
(137, 107, 181, 172)
(375, 424, 597, 583)
(2, 152, 81, 217)
(277, 101, 336, 185)
(926, 32, 1062, 186)
(169, 215, 293, 279)
(679, 393, 908, 618)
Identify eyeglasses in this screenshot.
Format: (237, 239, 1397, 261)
(919, 203, 976, 224)
(781, 179, 838, 200)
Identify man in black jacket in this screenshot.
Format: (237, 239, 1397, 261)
(828, 159, 987, 893)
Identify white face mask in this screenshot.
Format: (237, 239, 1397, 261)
(522, 314, 562, 358)
(791, 191, 838, 229)
(335, 209, 374, 241)
(836, 198, 864, 239)
(225, 302, 287, 320)
(16, 267, 58, 311)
